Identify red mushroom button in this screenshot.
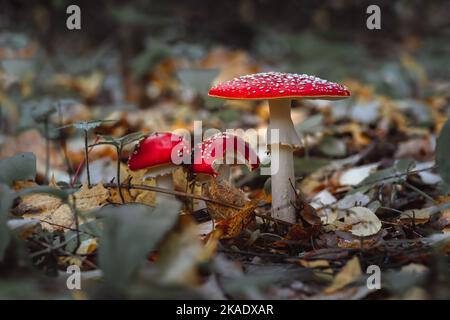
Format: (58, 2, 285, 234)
(128, 132, 190, 202)
(192, 132, 260, 181)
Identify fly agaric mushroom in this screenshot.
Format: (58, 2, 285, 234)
(192, 132, 260, 182)
(128, 132, 189, 202)
(209, 72, 350, 223)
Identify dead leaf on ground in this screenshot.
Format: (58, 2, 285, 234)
(204, 179, 247, 220)
(75, 183, 109, 210)
(17, 183, 110, 231)
(215, 200, 259, 239)
(324, 256, 362, 294)
(341, 206, 382, 237)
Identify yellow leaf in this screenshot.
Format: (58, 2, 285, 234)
(74, 183, 109, 211)
(325, 256, 362, 294)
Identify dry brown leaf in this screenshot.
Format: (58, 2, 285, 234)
(12, 180, 38, 191)
(18, 183, 110, 231)
(53, 71, 103, 99)
(134, 179, 157, 206)
(299, 259, 333, 280)
(23, 202, 73, 232)
(204, 179, 247, 220)
(324, 256, 362, 294)
(108, 186, 134, 204)
(215, 200, 258, 239)
(74, 183, 109, 211)
(400, 207, 433, 225)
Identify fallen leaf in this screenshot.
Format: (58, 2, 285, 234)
(342, 206, 382, 237)
(324, 256, 362, 294)
(339, 163, 379, 186)
(76, 238, 98, 255)
(74, 183, 109, 211)
(400, 207, 433, 225)
(204, 179, 246, 220)
(215, 200, 258, 239)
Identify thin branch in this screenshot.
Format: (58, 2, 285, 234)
(103, 182, 243, 209)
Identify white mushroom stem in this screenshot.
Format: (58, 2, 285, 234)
(155, 174, 174, 203)
(217, 165, 231, 183)
(268, 98, 301, 224)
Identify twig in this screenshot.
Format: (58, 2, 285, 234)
(254, 212, 294, 226)
(84, 129, 91, 187)
(57, 103, 73, 180)
(37, 219, 96, 237)
(30, 234, 79, 258)
(103, 182, 242, 209)
(44, 118, 50, 182)
(116, 145, 125, 203)
(71, 136, 99, 187)
(403, 181, 437, 204)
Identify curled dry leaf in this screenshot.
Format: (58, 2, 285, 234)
(204, 179, 247, 220)
(343, 206, 382, 237)
(215, 200, 259, 239)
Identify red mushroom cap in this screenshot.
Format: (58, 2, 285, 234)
(209, 72, 350, 100)
(128, 132, 189, 171)
(192, 132, 260, 177)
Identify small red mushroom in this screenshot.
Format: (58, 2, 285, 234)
(192, 132, 260, 182)
(128, 132, 190, 202)
(209, 72, 350, 223)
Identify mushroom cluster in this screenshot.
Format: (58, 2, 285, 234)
(209, 72, 350, 223)
(128, 131, 260, 204)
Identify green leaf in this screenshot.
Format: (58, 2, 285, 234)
(0, 152, 36, 185)
(295, 114, 324, 135)
(30, 102, 56, 123)
(98, 201, 181, 292)
(59, 120, 117, 131)
(319, 136, 347, 157)
(176, 69, 218, 95)
(0, 184, 14, 261)
(350, 159, 415, 194)
(294, 157, 330, 176)
(437, 117, 450, 190)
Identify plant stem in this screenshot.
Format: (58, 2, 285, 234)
(116, 145, 125, 204)
(84, 129, 91, 187)
(71, 198, 81, 253)
(57, 104, 73, 180)
(44, 118, 50, 182)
